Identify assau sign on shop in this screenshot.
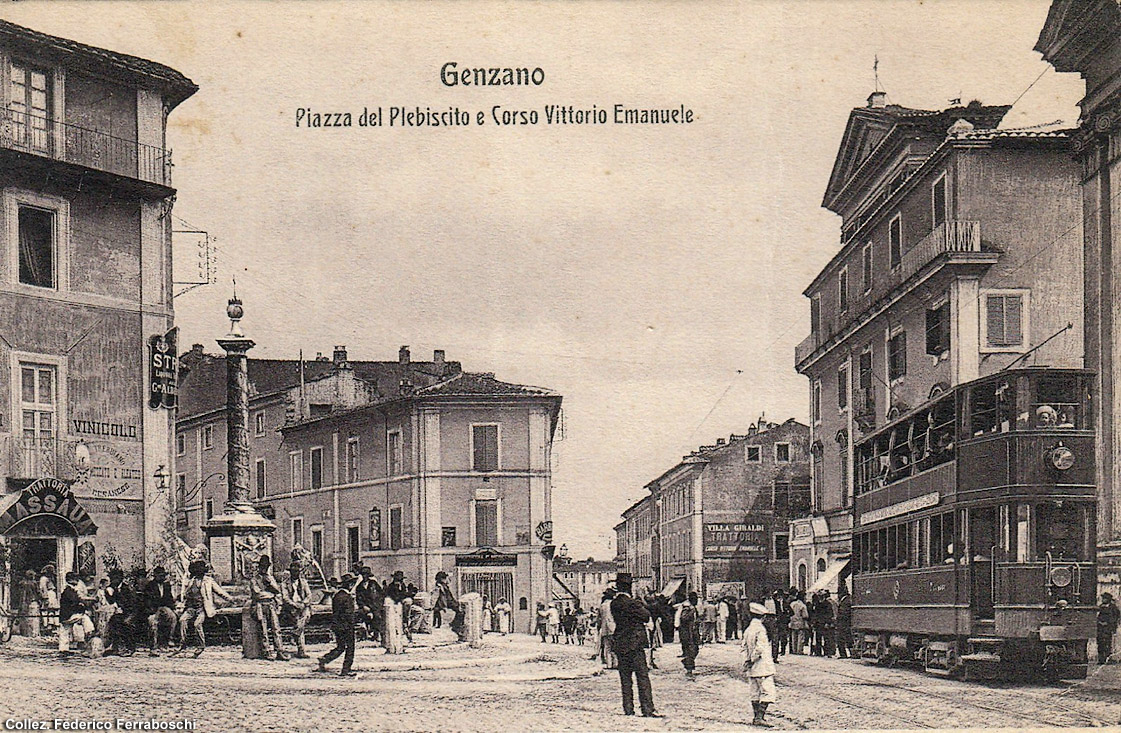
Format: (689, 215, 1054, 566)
(149, 327, 179, 409)
(703, 519, 769, 559)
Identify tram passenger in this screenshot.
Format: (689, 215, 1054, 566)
(1036, 405, 1058, 428)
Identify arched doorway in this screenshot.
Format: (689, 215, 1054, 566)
(797, 562, 807, 591)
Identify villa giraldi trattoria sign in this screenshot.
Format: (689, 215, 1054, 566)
(149, 327, 179, 410)
(703, 519, 769, 559)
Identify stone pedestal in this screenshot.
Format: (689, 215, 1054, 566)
(461, 592, 483, 648)
(383, 598, 405, 654)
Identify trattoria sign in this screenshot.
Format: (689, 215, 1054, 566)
(0, 478, 97, 536)
(703, 520, 769, 558)
(149, 327, 179, 409)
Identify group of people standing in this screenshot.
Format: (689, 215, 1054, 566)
(781, 587, 852, 659)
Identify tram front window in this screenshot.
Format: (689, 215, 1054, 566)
(1035, 501, 1089, 561)
(1033, 375, 1084, 430)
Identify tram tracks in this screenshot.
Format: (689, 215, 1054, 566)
(808, 662, 1107, 728)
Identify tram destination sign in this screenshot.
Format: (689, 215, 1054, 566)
(860, 491, 940, 526)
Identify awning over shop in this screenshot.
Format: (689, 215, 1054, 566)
(808, 557, 850, 594)
(660, 577, 685, 599)
(0, 478, 96, 537)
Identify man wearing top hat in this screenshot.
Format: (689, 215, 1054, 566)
(742, 601, 777, 726)
(610, 572, 660, 718)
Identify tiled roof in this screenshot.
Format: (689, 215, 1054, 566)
(415, 372, 556, 397)
(0, 20, 198, 109)
(177, 350, 460, 418)
(952, 121, 1073, 140)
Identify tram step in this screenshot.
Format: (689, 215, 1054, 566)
(960, 652, 1002, 663)
(966, 637, 1003, 648)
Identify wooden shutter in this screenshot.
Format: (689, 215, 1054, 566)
(987, 295, 1023, 346)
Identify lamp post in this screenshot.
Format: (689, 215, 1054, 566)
(203, 295, 274, 586)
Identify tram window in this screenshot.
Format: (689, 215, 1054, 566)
(1034, 376, 1081, 429)
(1035, 501, 1089, 562)
(918, 517, 930, 567)
(969, 506, 997, 561)
(888, 426, 912, 482)
(970, 380, 1014, 435)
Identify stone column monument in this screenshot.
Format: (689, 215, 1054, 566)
(203, 296, 275, 585)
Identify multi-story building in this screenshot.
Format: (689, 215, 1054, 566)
(1037, 0, 1121, 599)
(177, 344, 561, 633)
(615, 496, 654, 595)
(553, 557, 617, 611)
(793, 91, 1083, 592)
(175, 344, 459, 545)
(616, 417, 810, 600)
(0, 21, 196, 603)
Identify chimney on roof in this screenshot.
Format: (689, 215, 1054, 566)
(716, 438, 726, 446)
(315, 352, 328, 362)
(867, 90, 887, 109)
(748, 425, 757, 436)
(333, 345, 348, 365)
(399, 345, 410, 366)
(433, 349, 445, 366)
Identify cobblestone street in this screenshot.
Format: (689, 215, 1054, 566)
(0, 632, 1117, 731)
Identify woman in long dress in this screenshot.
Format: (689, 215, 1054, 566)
(481, 595, 493, 633)
(493, 598, 511, 635)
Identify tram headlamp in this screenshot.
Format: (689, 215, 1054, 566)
(1050, 566, 1073, 588)
(1049, 444, 1075, 471)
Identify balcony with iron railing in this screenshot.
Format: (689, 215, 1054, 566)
(796, 220, 994, 369)
(0, 109, 171, 187)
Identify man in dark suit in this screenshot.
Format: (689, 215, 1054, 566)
(143, 567, 177, 656)
(610, 573, 660, 718)
(319, 573, 358, 677)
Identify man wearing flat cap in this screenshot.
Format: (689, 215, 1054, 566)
(742, 601, 776, 726)
(610, 572, 660, 718)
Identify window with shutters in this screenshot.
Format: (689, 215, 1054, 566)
(888, 331, 907, 381)
(10, 63, 52, 154)
(292, 517, 304, 549)
(858, 347, 874, 414)
(289, 450, 303, 492)
(838, 267, 848, 311)
(255, 458, 266, 499)
(926, 301, 950, 356)
(982, 291, 1029, 352)
(389, 505, 403, 550)
(810, 294, 821, 337)
(472, 424, 500, 472)
(889, 214, 903, 269)
(19, 362, 56, 447)
(475, 499, 499, 546)
(387, 430, 403, 475)
(862, 243, 873, 293)
(745, 445, 761, 463)
(932, 174, 948, 228)
(812, 380, 822, 425)
(309, 446, 323, 489)
(838, 364, 848, 410)
(346, 437, 360, 483)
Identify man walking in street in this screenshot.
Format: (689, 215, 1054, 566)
(1098, 592, 1120, 664)
(319, 573, 358, 677)
(250, 556, 290, 661)
(598, 588, 617, 669)
(675, 591, 701, 678)
(610, 573, 660, 718)
(742, 602, 776, 727)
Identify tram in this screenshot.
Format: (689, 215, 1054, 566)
(850, 367, 1096, 680)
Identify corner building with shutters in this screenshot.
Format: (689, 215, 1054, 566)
(792, 92, 1085, 592)
(0, 20, 195, 604)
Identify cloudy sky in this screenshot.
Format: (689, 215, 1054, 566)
(6, 0, 1082, 558)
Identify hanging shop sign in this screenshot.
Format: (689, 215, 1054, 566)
(149, 327, 179, 409)
(368, 508, 381, 550)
